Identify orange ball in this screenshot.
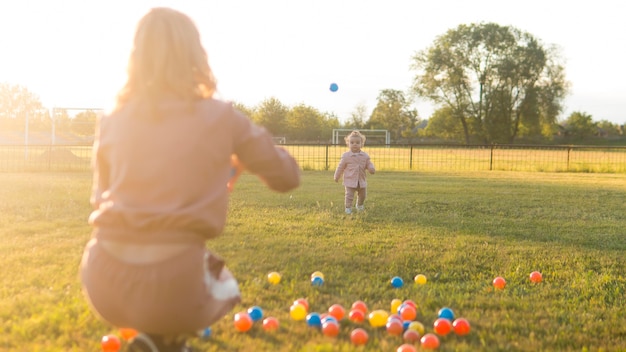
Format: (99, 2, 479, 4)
(101, 334, 121, 352)
(453, 318, 471, 336)
(234, 312, 253, 332)
(349, 309, 365, 323)
(399, 305, 417, 321)
(420, 333, 440, 349)
(397, 343, 418, 352)
(293, 298, 309, 311)
(328, 304, 345, 321)
(386, 319, 404, 336)
(351, 300, 368, 314)
(433, 318, 452, 336)
(262, 317, 279, 332)
(350, 328, 369, 345)
(118, 328, 138, 341)
(530, 271, 543, 283)
(322, 320, 340, 337)
(403, 329, 421, 343)
(493, 276, 506, 289)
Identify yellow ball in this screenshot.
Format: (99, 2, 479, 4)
(310, 271, 325, 280)
(390, 299, 402, 314)
(414, 274, 427, 285)
(267, 272, 281, 285)
(368, 310, 389, 327)
(289, 303, 307, 320)
(408, 321, 425, 335)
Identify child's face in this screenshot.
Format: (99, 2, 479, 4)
(349, 136, 362, 153)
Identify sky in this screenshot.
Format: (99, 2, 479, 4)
(0, 0, 624, 125)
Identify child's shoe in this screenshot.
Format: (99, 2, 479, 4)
(356, 205, 365, 212)
(345, 208, 352, 214)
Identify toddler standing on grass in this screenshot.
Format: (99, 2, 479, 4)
(334, 130, 375, 214)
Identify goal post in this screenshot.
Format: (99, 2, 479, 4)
(332, 129, 390, 145)
(51, 107, 104, 145)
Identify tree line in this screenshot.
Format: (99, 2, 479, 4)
(1, 23, 624, 144)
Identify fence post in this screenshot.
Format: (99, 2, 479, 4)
(567, 146, 571, 171)
(325, 144, 329, 171)
(409, 145, 413, 170)
(489, 145, 494, 171)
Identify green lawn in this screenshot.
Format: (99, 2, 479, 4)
(1, 171, 625, 351)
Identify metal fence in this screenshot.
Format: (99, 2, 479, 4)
(1, 144, 626, 173)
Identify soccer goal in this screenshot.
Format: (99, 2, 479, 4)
(332, 129, 390, 145)
(50, 107, 104, 145)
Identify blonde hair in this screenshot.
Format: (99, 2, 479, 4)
(345, 130, 366, 146)
(115, 7, 217, 110)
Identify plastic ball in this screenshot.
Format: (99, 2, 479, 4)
(493, 276, 506, 289)
(101, 334, 121, 352)
(399, 305, 417, 321)
(293, 298, 309, 311)
(414, 274, 427, 285)
(198, 327, 211, 339)
(351, 300, 368, 314)
(530, 271, 543, 283)
(311, 271, 325, 280)
(247, 306, 263, 322)
(233, 312, 253, 332)
(311, 276, 324, 286)
(290, 303, 307, 320)
(349, 309, 365, 323)
(262, 317, 280, 332)
(118, 328, 138, 341)
(350, 328, 369, 345)
(420, 333, 440, 349)
(328, 304, 345, 321)
(386, 319, 404, 336)
(403, 329, 421, 343)
(397, 343, 418, 352)
(322, 320, 340, 337)
(433, 318, 452, 336)
(390, 299, 403, 314)
(368, 310, 389, 327)
(306, 312, 322, 327)
(391, 276, 404, 288)
(407, 321, 425, 335)
(267, 272, 281, 285)
(329, 83, 339, 92)
(453, 318, 471, 336)
(402, 299, 417, 309)
(438, 307, 454, 321)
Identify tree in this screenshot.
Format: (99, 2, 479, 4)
(286, 104, 326, 142)
(251, 97, 289, 136)
(423, 106, 465, 141)
(411, 23, 568, 144)
(0, 83, 46, 132)
(564, 111, 596, 140)
(345, 102, 368, 129)
(232, 101, 256, 119)
(368, 89, 418, 142)
(72, 110, 98, 136)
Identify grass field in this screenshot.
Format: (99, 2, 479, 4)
(1, 171, 625, 351)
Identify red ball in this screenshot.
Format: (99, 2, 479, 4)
(493, 276, 506, 289)
(101, 334, 121, 352)
(322, 320, 340, 337)
(262, 317, 279, 331)
(433, 318, 452, 336)
(349, 309, 365, 323)
(400, 305, 417, 321)
(530, 271, 543, 283)
(397, 343, 418, 352)
(293, 298, 309, 311)
(350, 328, 369, 345)
(453, 318, 471, 336)
(403, 329, 421, 343)
(351, 300, 368, 314)
(386, 319, 404, 336)
(234, 312, 253, 332)
(328, 304, 345, 321)
(420, 333, 440, 349)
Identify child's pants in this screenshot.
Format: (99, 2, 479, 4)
(345, 186, 366, 208)
(80, 239, 241, 335)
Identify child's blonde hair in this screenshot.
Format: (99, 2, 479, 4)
(345, 130, 366, 146)
(116, 7, 217, 110)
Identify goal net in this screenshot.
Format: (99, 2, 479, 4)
(332, 129, 390, 145)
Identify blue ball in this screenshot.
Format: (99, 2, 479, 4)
(248, 306, 263, 322)
(199, 327, 211, 339)
(306, 312, 322, 327)
(438, 307, 455, 321)
(329, 83, 338, 92)
(391, 276, 404, 288)
(311, 276, 324, 286)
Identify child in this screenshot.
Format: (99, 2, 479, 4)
(334, 130, 375, 214)
(79, 7, 300, 352)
